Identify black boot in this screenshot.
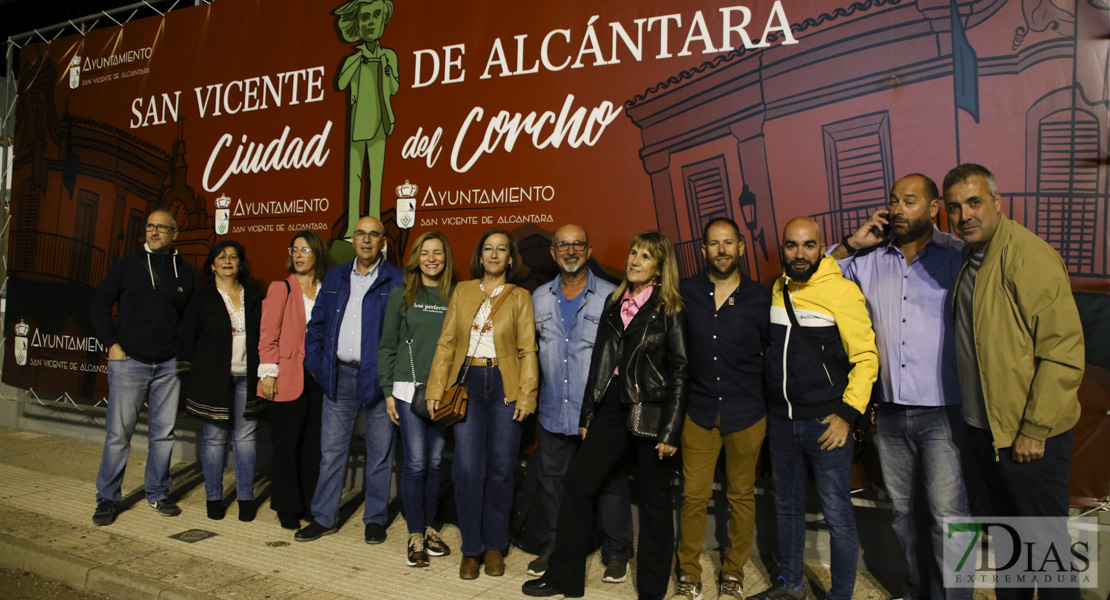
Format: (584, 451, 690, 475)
(238, 500, 256, 522)
(277, 511, 301, 530)
(206, 500, 225, 520)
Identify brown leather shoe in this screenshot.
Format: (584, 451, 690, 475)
(459, 555, 480, 580)
(484, 550, 505, 576)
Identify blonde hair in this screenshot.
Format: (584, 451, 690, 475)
(402, 231, 457, 307)
(611, 231, 684, 315)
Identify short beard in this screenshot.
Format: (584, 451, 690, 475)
(705, 254, 737, 278)
(559, 256, 585, 274)
(892, 215, 934, 245)
(782, 255, 820, 282)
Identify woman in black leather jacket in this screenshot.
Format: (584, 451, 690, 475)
(523, 231, 689, 600)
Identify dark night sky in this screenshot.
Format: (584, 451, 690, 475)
(1, 0, 193, 75)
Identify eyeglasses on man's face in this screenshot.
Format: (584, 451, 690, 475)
(289, 247, 314, 256)
(145, 223, 177, 233)
(552, 240, 588, 252)
(352, 230, 384, 240)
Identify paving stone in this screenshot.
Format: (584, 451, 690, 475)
(20, 543, 99, 591)
(164, 560, 260, 594)
(68, 535, 153, 566)
(13, 424, 1094, 600)
(287, 589, 361, 600)
(209, 572, 310, 599)
(86, 565, 173, 600)
(0, 533, 31, 571)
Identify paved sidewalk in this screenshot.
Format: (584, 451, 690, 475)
(0, 426, 898, 599)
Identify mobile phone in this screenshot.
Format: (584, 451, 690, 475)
(875, 210, 891, 238)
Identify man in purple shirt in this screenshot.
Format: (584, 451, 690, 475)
(831, 174, 971, 600)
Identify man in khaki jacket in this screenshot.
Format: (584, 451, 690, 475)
(944, 163, 1084, 600)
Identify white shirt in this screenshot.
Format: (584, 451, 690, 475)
(467, 285, 503, 358)
(216, 287, 247, 376)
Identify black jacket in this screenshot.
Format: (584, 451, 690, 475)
(579, 286, 689, 446)
(90, 247, 195, 362)
(177, 284, 263, 420)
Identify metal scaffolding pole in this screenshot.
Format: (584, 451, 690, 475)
(0, 0, 207, 406)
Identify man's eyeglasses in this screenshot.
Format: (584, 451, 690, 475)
(145, 223, 177, 233)
(353, 230, 384, 240)
(552, 241, 588, 252)
(289, 247, 314, 256)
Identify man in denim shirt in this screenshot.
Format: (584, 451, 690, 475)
(528, 224, 633, 583)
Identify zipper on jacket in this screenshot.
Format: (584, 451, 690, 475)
(590, 313, 622, 421)
(325, 284, 351, 394)
(782, 280, 794, 419)
(328, 286, 351, 349)
(632, 312, 655, 397)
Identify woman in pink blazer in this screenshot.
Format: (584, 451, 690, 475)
(258, 230, 333, 530)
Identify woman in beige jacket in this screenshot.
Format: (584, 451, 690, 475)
(426, 228, 538, 581)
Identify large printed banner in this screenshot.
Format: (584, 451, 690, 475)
(4, 0, 1109, 503)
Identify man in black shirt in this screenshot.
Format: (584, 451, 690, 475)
(674, 217, 771, 600)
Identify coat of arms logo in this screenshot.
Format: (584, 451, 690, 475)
(69, 56, 81, 89)
(395, 181, 417, 229)
(214, 194, 231, 235)
(14, 319, 30, 366)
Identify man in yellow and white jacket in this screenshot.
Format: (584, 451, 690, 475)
(753, 217, 878, 600)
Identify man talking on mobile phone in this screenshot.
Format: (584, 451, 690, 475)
(830, 174, 971, 600)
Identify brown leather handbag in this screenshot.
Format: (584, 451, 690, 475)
(434, 380, 468, 425)
(434, 285, 515, 425)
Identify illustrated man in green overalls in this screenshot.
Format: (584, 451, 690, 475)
(335, 0, 398, 237)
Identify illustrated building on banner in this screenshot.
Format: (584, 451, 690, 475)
(5, 54, 214, 400)
(625, 0, 1109, 287)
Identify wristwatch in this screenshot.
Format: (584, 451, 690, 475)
(841, 234, 858, 255)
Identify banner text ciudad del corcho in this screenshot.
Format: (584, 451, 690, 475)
(6, 0, 1108, 505)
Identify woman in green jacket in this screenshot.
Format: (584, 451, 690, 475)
(377, 231, 457, 568)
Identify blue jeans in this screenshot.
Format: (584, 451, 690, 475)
(95, 357, 181, 504)
(396, 399, 446, 534)
(310, 362, 396, 528)
(452, 366, 523, 556)
(200, 377, 258, 501)
(768, 415, 858, 600)
(874, 404, 971, 600)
